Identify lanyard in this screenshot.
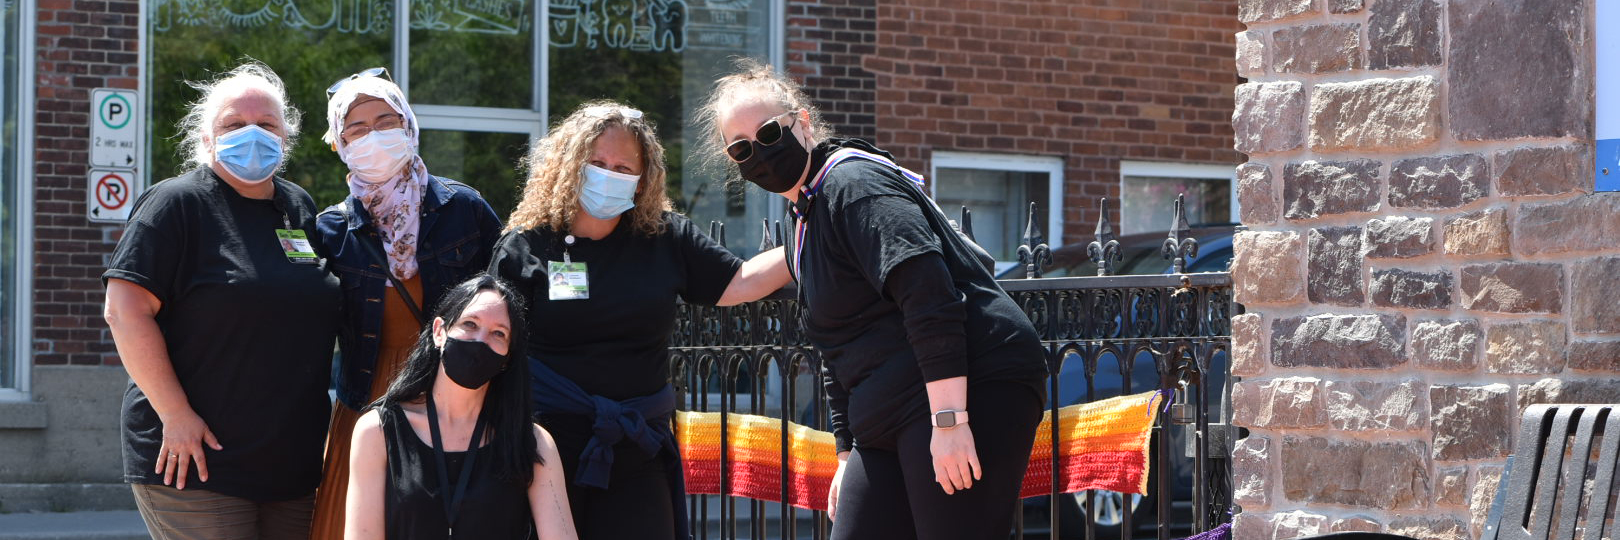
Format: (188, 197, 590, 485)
(424, 394, 488, 539)
(789, 148, 927, 280)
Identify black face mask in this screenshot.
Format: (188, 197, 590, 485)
(440, 336, 507, 390)
(739, 123, 810, 194)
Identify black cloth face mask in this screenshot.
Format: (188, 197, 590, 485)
(739, 122, 810, 194)
(440, 336, 507, 390)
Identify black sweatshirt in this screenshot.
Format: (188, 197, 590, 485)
(792, 139, 1049, 452)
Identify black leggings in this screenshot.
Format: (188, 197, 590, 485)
(831, 380, 1044, 540)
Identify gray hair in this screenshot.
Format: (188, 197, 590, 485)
(175, 61, 301, 172)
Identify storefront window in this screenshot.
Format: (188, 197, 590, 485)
(1, 0, 21, 389)
(150, 0, 394, 204)
(151, 0, 779, 250)
(549, 0, 779, 256)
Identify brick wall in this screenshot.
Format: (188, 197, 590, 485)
(31, 0, 140, 366)
(793, 0, 1245, 244)
(785, 0, 877, 141)
(1229, 0, 1619, 538)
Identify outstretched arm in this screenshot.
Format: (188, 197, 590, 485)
(717, 246, 791, 306)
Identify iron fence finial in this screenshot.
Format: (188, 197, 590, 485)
(960, 206, 977, 243)
(1087, 198, 1122, 276)
(1161, 193, 1199, 274)
(1016, 201, 1052, 279)
(758, 218, 777, 251)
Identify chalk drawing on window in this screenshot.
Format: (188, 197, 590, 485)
(548, 0, 688, 52)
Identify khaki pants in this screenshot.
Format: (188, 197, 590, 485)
(131, 484, 315, 540)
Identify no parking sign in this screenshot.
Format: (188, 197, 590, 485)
(87, 169, 133, 223)
(89, 87, 142, 222)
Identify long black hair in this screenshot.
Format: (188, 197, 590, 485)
(373, 272, 539, 485)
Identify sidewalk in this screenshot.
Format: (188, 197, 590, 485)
(0, 511, 148, 540)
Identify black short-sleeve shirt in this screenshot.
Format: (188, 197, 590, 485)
(489, 212, 742, 402)
(103, 168, 341, 502)
(795, 142, 1048, 448)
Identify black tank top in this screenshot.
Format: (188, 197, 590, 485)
(381, 402, 533, 539)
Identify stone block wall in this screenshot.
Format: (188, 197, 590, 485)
(1230, 0, 1618, 538)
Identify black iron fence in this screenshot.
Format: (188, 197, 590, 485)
(669, 197, 1236, 540)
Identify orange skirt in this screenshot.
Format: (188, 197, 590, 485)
(310, 275, 423, 540)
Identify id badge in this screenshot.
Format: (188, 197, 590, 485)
(547, 261, 589, 300)
(276, 229, 319, 265)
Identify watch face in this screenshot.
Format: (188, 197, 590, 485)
(934, 411, 957, 428)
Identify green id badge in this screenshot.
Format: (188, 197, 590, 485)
(547, 261, 589, 300)
(276, 229, 319, 264)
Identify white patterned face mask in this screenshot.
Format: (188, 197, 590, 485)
(342, 128, 415, 184)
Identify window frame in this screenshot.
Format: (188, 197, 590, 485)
(4, 0, 37, 399)
(1118, 160, 1240, 230)
(927, 151, 1066, 257)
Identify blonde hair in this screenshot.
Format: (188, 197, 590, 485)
(694, 57, 835, 187)
(507, 101, 672, 236)
(175, 61, 301, 172)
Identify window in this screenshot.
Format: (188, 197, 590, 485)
(149, 0, 783, 255)
(930, 152, 1064, 273)
(1118, 161, 1237, 235)
(1, 0, 32, 395)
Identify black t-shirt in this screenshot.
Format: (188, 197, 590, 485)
(794, 140, 1049, 451)
(489, 212, 742, 403)
(103, 168, 341, 502)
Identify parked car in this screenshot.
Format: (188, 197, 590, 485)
(1012, 225, 1236, 539)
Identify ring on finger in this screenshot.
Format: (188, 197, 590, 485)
(169, 452, 178, 459)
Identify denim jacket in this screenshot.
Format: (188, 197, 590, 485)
(314, 176, 503, 411)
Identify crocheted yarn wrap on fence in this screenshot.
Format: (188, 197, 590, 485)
(677, 390, 1162, 511)
(677, 410, 840, 511)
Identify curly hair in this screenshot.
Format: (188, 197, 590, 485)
(506, 100, 673, 236)
(174, 61, 301, 173)
(693, 57, 835, 191)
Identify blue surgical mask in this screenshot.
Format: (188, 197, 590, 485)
(214, 125, 284, 183)
(580, 164, 639, 219)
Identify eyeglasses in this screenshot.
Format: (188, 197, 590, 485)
(326, 67, 391, 98)
(341, 113, 405, 141)
(725, 111, 797, 163)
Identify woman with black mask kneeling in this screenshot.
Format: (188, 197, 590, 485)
(344, 274, 577, 540)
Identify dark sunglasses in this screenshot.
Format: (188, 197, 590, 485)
(326, 67, 391, 98)
(725, 111, 797, 163)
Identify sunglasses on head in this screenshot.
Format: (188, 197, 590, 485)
(326, 67, 391, 98)
(725, 111, 797, 163)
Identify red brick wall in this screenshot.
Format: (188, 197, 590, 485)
(792, 0, 1244, 244)
(785, 0, 878, 141)
(32, 0, 140, 366)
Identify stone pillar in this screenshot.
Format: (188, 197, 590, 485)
(1230, 1, 1618, 538)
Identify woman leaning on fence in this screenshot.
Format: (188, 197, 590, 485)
(487, 101, 791, 540)
(101, 62, 340, 540)
(696, 59, 1051, 539)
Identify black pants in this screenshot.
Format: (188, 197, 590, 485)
(541, 413, 678, 540)
(831, 380, 1044, 540)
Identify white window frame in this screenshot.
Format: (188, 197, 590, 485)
(1118, 160, 1240, 227)
(927, 151, 1065, 256)
(3, 0, 37, 400)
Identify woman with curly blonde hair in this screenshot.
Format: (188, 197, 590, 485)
(489, 100, 789, 540)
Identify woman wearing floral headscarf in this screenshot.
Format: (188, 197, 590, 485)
(308, 68, 504, 539)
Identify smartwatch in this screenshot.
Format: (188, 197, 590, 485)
(930, 409, 969, 429)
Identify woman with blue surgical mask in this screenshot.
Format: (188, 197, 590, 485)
(307, 69, 505, 540)
(488, 101, 790, 540)
(103, 62, 342, 540)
